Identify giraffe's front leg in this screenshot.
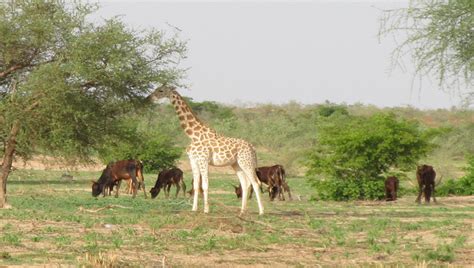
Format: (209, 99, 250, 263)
(189, 158, 201, 212)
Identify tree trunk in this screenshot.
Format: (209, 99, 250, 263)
(0, 120, 20, 208)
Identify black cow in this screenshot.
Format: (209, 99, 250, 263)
(150, 168, 186, 199)
(415, 164, 437, 203)
(385, 176, 399, 201)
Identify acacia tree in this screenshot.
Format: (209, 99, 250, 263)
(379, 0, 473, 94)
(0, 0, 186, 208)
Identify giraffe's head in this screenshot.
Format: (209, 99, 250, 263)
(147, 84, 177, 102)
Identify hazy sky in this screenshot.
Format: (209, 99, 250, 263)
(94, 0, 465, 109)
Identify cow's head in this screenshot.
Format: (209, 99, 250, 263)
(233, 185, 243, 198)
(149, 187, 161, 199)
(91, 181, 102, 197)
(269, 186, 279, 201)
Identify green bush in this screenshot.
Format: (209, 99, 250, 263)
(307, 113, 431, 201)
(310, 177, 385, 201)
(436, 156, 474, 196)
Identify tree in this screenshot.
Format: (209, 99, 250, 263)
(0, 0, 186, 208)
(379, 0, 473, 93)
(306, 113, 431, 200)
(97, 114, 182, 173)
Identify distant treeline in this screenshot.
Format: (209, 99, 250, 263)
(134, 98, 473, 177)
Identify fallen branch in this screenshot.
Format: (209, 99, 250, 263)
(78, 204, 132, 213)
(237, 216, 275, 231)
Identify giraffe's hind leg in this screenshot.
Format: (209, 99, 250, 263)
(237, 157, 264, 215)
(232, 164, 250, 215)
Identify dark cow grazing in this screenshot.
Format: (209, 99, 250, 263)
(415, 164, 437, 203)
(234, 165, 292, 201)
(385, 176, 399, 201)
(92, 160, 146, 198)
(256, 165, 292, 201)
(150, 168, 186, 199)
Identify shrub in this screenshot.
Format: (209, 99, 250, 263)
(436, 156, 474, 196)
(310, 177, 385, 201)
(307, 113, 431, 200)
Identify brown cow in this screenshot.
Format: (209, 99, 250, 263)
(150, 168, 186, 199)
(385, 176, 399, 201)
(256, 165, 292, 201)
(415, 164, 437, 203)
(92, 160, 147, 198)
(235, 165, 292, 201)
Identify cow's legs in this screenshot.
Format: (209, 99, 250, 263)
(130, 172, 138, 198)
(181, 180, 186, 197)
(279, 185, 285, 201)
(165, 184, 171, 198)
(115, 180, 122, 198)
(175, 182, 180, 198)
(283, 182, 292, 200)
(415, 185, 423, 203)
(432, 184, 437, 203)
(140, 179, 147, 199)
(136, 168, 147, 198)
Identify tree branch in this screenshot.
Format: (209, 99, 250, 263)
(0, 64, 24, 79)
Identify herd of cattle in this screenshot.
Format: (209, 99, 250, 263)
(91, 160, 293, 201)
(91, 160, 439, 203)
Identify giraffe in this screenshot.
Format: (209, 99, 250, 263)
(147, 85, 264, 215)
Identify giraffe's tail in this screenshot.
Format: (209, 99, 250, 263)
(254, 169, 262, 187)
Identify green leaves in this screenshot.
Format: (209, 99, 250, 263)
(0, 0, 186, 164)
(379, 0, 473, 91)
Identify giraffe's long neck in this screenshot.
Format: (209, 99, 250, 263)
(170, 92, 217, 142)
